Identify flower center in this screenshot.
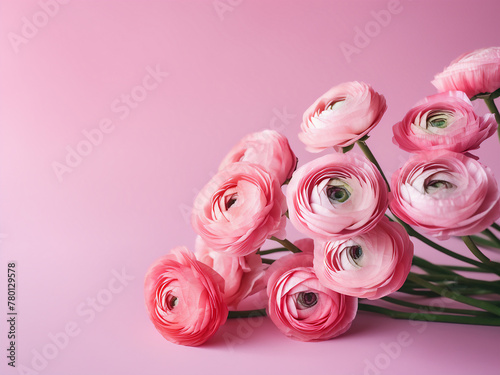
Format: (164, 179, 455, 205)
(346, 245, 363, 266)
(325, 99, 345, 111)
(225, 194, 238, 210)
(167, 295, 178, 309)
(296, 292, 318, 309)
(424, 179, 456, 194)
(426, 111, 451, 129)
(326, 179, 351, 205)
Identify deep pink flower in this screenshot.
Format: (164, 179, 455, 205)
(195, 237, 266, 309)
(218, 130, 297, 184)
(299, 81, 387, 152)
(313, 217, 414, 299)
(192, 162, 287, 256)
(393, 91, 496, 154)
(266, 252, 357, 341)
(286, 152, 388, 241)
(390, 151, 500, 239)
(144, 247, 228, 346)
(432, 47, 500, 98)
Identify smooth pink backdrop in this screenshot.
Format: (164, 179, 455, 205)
(1, 1, 499, 374)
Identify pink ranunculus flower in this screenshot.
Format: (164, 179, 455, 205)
(313, 217, 414, 300)
(195, 237, 267, 309)
(432, 47, 500, 98)
(390, 150, 500, 240)
(218, 130, 297, 185)
(299, 81, 387, 152)
(286, 152, 388, 241)
(192, 162, 287, 257)
(393, 91, 497, 154)
(266, 252, 357, 342)
(144, 247, 228, 346)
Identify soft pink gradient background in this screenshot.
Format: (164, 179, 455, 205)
(1, 1, 500, 374)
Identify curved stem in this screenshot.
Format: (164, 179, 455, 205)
(358, 303, 500, 326)
(270, 237, 302, 253)
(492, 223, 500, 232)
(356, 140, 390, 191)
(261, 258, 275, 265)
(406, 273, 500, 317)
(381, 296, 493, 316)
(470, 235, 500, 249)
(256, 247, 288, 255)
(391, 215, 500, 276)
(462, 236, 491, 264)
(482, 229, 500, 248)
(483, 96, 500, 142)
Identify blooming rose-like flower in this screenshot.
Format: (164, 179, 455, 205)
(390, 150, 500, 240)
(266, 252, 357, 341)
(393, 91, 497, 154)
(195, 237, 267, 309)
(218, 130, 297, 185)
(299, 81, 387, 152)
(286, 152, 388, 241)
(144, 247, 228, 346)
(432, 47, 500, 98)
(313, 217, 414, 300)
(192, 162, 287, 256)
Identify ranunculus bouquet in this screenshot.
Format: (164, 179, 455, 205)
(145, 47, 500, 346)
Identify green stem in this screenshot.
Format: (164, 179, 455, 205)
(270, 237, 302, 253)
(492, 223, 500, 232)
(442, 265, 490, 273)
(228, 309, 267, 319)
(356, 140, 390, 191)
(483, 96, 500, 142)
(381, 296, 493, 316)
(406, 273, 500, 317)
(462, 236, 491, 264)
(256, 247, 288, 255)
(392, 215, 500, 276)
(412, 255, 458, 277)
(358, 303, 500, 326)
(482, 229, 500, 248)
(261, 258, 275, 265)
(470, 235, 500, 249)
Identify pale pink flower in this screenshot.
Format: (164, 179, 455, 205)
(286, 153, 388, 241)
(192, 162, 287, 256)
(390, 151, 500, 240)
(195, 237, 267, 309)
(299, 81, 387, 152)
(219, 130, 297, 184)
(314, 217, 414, 300)
(432, 47, 500, 98)
(393, 91, 497, 154)
(144, 247, 228, 346)
(266, 252, 357, 342)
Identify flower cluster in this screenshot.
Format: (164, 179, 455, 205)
(145, 47, 500, 346)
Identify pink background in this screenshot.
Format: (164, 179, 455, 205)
(1, 1, 500, 374)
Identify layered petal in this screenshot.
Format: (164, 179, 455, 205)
(144, 247, 228, 346)
(390, 151, 500, 239)
(299, 81, 387, 152)
(266, 253, 357, 341)
(286, 152, 388, 240)
(314, 217, 414, 299)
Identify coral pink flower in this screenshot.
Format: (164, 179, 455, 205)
(390, 151, 500, 240)
(266, 252, 357, 341)
(314, 217, 414, 299)
(219, 130, 297, 184)
(393, 91, 497, 154)
(195, 237, 267, 309)
(192, 162, 287, 256)
(286, 152, 388, 241)
(432, 47, 500, 98)
(144, 247, 228, 346)
(299, 81, 387, 152)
